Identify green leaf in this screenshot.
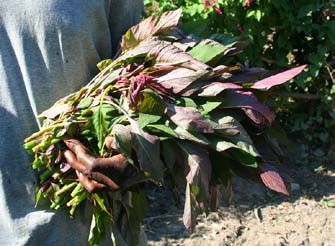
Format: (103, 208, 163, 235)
(92, 193, 110, 215)
(35, 190, 43, 207)
(161, 140, 177, 170)
(93, 105, 106, 151)
(176, 97, 198, 108)
(88, 207, 109, 245)
(97, 59, 113, 71)
(207, 135, 238, 152)
(112, 124, 133, 164)
(77, 97, 93, 109)
(228, 148, 258, 168)
(138, 113, 161, 129)
(187, 39, 227, 64)
(119, 190, 148, 245)
(199, 100, 222, 115)
(138, 89, 166, 114)
(174, 127, 210, 145)
(146, 124, 179, 138)
(213, 115, 260, 157)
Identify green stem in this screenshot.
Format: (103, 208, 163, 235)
(24, 122, 68, 143)
(55, 182, 78, 197)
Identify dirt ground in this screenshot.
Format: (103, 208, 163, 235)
(142, 161, 335, 246)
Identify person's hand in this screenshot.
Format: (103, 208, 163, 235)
(63, 138, 129, 192)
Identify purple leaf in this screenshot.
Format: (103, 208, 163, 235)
(147, 42, 210, 71)
(178, 141, 212, 198)
(183, 183, 198, 233)
(167, 104, 213, 133)
(121, 9, 182, 50)
(179, 142, 212, 233)
(227, 67, 268, 84)
(174, 127, 210, 145)
(251, 65, 307, 90)
(158, 68, 210, 94)
(259, 163, 289, 196)
(242, 108, 271, 126)
(130, 120, 164, 181)
(222, 90, 275, 125)
(199, 82, 242, 97)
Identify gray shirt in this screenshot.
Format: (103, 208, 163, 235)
(0, 1, 143, 245)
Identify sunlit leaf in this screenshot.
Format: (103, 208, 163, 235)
(138, 113, 161, 129)
(183, 183, 198, 233)
(157, 68, 210, 94)
(187, 39, 225, 64)
(147, 41, 210, 71)
(39, 103, 69, 119)
(174, 127, 210, 145)
(121, 9, 182, 50)
(251, 65, 307, 90)
(199, 82, 242, 97)
(146, 124, 178, 138)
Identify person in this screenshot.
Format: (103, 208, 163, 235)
(0, 0, 145, 245)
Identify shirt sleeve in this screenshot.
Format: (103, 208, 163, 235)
(108, 0, 144, 54)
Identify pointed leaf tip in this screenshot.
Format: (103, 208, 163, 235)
(251, 65, 307, 90)
(259, 164, 289, 196)
(121, 9, 183, 50)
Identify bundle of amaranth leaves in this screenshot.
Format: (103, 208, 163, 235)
(24, 9, 306, 245)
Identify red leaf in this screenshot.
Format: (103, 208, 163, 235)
(259, 163, 289, 196)
(251, 65, 307, 90)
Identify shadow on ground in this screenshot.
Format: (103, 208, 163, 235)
(142, 157, 335, 243)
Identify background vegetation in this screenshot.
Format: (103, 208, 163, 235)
(144, 0, 335, 167)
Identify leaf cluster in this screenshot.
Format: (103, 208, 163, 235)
(24, 9, 305, 245)
(145, 0, 335, 182)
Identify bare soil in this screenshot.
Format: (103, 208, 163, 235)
(143, 162, 335, 246)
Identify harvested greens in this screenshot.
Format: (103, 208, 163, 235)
(24, 9, 306, 245)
